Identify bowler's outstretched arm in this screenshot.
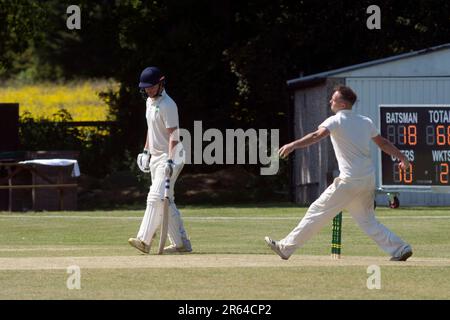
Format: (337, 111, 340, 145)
(279, 127, 330, 158)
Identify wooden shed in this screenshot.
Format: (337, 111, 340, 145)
(287, 43, 450, 206)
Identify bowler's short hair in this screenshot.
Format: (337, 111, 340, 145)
(334, 85, 357, 106)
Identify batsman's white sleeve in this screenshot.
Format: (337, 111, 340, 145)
(161, 100, 179, 129)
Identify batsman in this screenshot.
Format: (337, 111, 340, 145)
(128, 66, 192, 254)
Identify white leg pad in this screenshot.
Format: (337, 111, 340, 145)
(167, 202, 190, 248)
(137, 194, 163, 245)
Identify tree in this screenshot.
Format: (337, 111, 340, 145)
(3, 0, 450, 176)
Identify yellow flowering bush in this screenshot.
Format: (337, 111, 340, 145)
(0, 80, 119, 121)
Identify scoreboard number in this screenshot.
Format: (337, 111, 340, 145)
(379, 105, 450, 187)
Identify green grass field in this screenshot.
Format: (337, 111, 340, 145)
(0, 205, 449, 300)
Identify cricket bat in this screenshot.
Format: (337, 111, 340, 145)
(158, 176, 170, 254)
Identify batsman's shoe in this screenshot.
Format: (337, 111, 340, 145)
(163, 244, 192, 254)
(182, 238, 192, 252)
(264, 236, 289, 260)
(128, 238, 150, 254)
(390, 246, 413, 261)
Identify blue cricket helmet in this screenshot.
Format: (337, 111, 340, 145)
(139, 66, 165, 88)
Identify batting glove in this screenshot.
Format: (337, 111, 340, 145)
(137, 150, 151, 173)
(164, 159, 174, 178)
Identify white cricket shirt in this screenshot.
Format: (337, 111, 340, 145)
(146, 90, 179, 156)
(319, 109, 379, 179)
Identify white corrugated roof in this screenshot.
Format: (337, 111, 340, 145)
(287, 43, 450, 89)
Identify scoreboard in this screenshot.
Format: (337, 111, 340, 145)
(379, 105, 450, 188)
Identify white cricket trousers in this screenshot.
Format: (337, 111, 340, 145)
(136, 153, 190, 248)
(279, 174, 410, 258)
